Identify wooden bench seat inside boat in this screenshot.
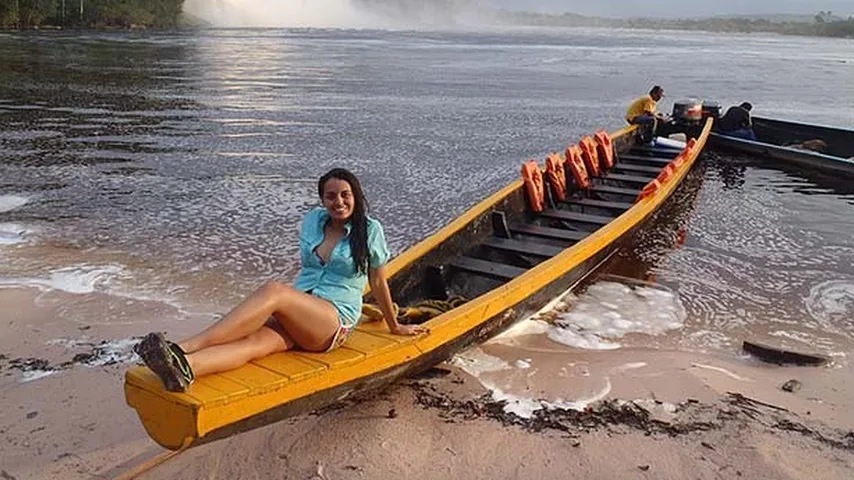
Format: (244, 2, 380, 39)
(481, 236, 566, 258)
(509, 223, 589, 242)
(593, 173, 654, 185)
(611, 163, 662, 175)
(539, 209, 614, 225)
(629, 145, 683, 156)
(563, 198, 633, 211)
(450, 255, 527, 280)
(587, 185, 641, 197)
(619, 154, 675, 165)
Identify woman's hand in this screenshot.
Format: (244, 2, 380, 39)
(369, 265, 428, 337)
(390, 323, 429, 336)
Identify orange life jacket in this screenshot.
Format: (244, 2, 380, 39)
(545, 153, 567, 202)
(521, 160, 545, 212)
(672, 150, 690, 168)
(579, 136, 600, 177)
(593, 130, 615, 169)
(655, 163, 676, 185)
(686, 138, 697, 150)
(565, 144, 590, 189)
(636, 179, 660, 202)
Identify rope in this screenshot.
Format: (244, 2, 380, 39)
(115, 437, 193, 480)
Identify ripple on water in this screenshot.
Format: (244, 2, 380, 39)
(0, 194, 29, 213)
(805, 280, 854, 334)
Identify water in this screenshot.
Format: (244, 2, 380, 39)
(1, 27, 853, 385)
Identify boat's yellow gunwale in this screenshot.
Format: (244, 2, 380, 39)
(415, 120, 710, 349)
(126, 121, 713, 450)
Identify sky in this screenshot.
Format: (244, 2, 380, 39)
(484, 0, 854, 19)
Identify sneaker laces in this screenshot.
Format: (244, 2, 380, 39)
(167, 341, 195, 383)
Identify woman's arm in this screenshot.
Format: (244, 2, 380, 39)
(368, 265, 427, 336)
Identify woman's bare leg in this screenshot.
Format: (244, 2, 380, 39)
(179, 281, 340, 354)
(186, 326, 290, 377)
(183, 291, 341, 377)
(138, 283, 342, 388)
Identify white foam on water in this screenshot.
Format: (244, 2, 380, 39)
(87, 337, 140, 366)
(547, 327, 622, 350)
(489, 287, 575, 346)
(613, 362, 648, 373)
(449, 347, 511, 377)
(451, 347, 617, 419)
(544, 380, 613, 412)
(690, 363, 753, 382)
(484, 383, 545, 418)
(483, 379, 613, 418)
(632, 398, 678, 414)
(20, 370, 57, 383)
(515, 359, 531, 369)
(549, 281, 687, 350)
(0, 223, 35, 245)
(0, 262, 192, 314)
(0, 194, 28, 213)
(804, 280, 854, 331)
(0, 264, 126, 294)
(45, 336, 140, 366)
(492, 318, 552, 343)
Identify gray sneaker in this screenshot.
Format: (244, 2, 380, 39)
(134, 332, 194, 392)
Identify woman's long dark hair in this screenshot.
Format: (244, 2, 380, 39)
(318, 168, 370, 275)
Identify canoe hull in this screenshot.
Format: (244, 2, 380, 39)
(710, 116, 854, 175)
(125, 121, 712, 450)
(195, 204, 640, 446)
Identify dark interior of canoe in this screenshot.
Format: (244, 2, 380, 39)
(379, 140, 683, 318)
(753, 116, 854, 159)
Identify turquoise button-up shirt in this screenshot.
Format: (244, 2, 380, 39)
(294, 207, 390, 327)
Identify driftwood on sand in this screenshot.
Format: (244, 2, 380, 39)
(742, 340, 829, 366)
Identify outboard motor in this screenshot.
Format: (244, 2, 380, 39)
(671, 98, 703, 126)
(702, 101, 722, 121)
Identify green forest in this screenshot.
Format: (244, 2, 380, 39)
(1, 0, 853, 38)
(492, 10, 854, 38)
(0, 0, 183, 28)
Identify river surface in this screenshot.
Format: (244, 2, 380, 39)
(1, 27, 853, 393)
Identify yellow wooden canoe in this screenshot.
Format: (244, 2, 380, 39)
(125, 119, 713, 450)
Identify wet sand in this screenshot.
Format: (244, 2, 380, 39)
(2, 287, 853, 480)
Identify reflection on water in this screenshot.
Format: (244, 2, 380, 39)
(456, 150, 854, 410)
(1, 29, 854, 363)
(594, 152, 854, 357)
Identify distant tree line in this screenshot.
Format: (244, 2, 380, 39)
(1, 0, 853, 38)
(620, 16, 854, 38)
(492, 9, 854, 38)
(0, 0, 183, 28)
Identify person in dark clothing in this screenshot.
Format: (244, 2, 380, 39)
(717, 102, 756, 140)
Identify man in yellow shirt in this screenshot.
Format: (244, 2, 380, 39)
(626, 85, 666, 141)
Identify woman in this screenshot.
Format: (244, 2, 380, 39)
(134, 168, 426, 393)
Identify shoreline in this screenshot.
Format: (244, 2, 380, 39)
(0, 22, 852, 40)
(1, 282, 852, 479)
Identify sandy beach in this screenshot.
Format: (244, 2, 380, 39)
(3, 24, 854, 480)
(2, 285, 853, 480)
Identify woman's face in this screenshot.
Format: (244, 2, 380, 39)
(321, 178, 355, 222)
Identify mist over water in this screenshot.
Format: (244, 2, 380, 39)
(182, 0, 483, 28)
(184, 0, 371, 28)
